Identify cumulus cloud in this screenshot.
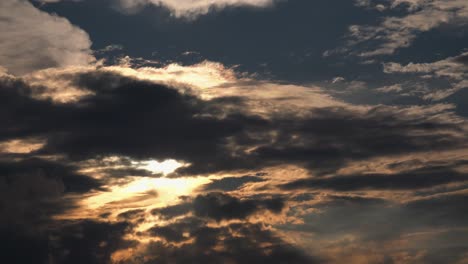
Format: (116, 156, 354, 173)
(0, 0, 94, 75)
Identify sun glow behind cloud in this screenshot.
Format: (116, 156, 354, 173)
(84, 176, 209, 211)
(134, 159, 189, 175)
(57, 159, 207, 222)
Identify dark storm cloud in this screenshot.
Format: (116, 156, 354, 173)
(147, 217, 203, 243)
(39, 71, 256, 163)
(201, 174, 266, 191)
(244, 105, 467, 175)
(2, 68, 468, 263)
(281, 165, 468, 191)
(2, 0, 467, 262)
(146, 193, 314, 263)
(151, 192, 285, 222)
(0, 219, 135, 264)
(0, 158, 103, 193)
(2, 71, 467, 176)
(0, 76, 65, 141)
(0, 157, 103, 231)
(0, 71, 252, 171)
(144, 219, 319, 264)
(192, 192, 284, 221)
(0, 227, 50, 264)
(48, 220, 136, 264)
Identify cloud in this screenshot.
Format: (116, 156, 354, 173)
(375, 84, 403, 93)
(192, 192, 284, 221)
(115, 0, 276, 18)
(287, 192, 468, 263)
(2, 64, 467, 178)
(0, 216, 135, 264)
(151, 192, 284, 221)
(349, 0, 468, 56)
(123, 192, 313, 263)
(383, 51, 468, 99)
(0, 228, 50, 264)
(151, 202, 192, 220)
(0, 0, 94, 75)
(140, 215, 320, 263)
(281, 165, 468, 191)
(2, 60, 468, 263)
(49, 220, 135, 264)
(0, 157, 103, 231)
(300, 192, 468, 239)
(201, 174, 266, 192)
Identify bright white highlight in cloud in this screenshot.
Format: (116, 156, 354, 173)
(117, 0, 276, 18)
(136, 159, 188, 175)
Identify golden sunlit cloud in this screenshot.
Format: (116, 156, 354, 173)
(0, 138, 45, 154)
(109, 60, 239, 90)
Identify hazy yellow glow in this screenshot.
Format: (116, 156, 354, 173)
(85, 176, 209, 210)
(57, 159, 208, 222)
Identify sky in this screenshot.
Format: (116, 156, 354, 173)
(1, 0, 468, 263)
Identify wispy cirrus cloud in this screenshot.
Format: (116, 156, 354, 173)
(348, 0, 468, 56)
(383, 51, 468, 99)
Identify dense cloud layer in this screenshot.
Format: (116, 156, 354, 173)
(1, 61, 468, 262)
(142, 220, 319, 264)
(2, 0, 468, 262)
(2, 69, 466, 177)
